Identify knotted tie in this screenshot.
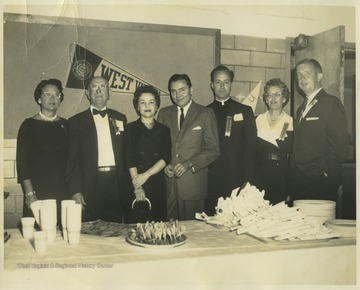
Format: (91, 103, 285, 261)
(298, 97, 309, 123)
(93, 108, 107, 118)
(179, 108, 185, 129)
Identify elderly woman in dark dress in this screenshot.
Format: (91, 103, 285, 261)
(16, 79, 69, 225)
(253, 78, 293, 205)
(124, 85, 171, 222)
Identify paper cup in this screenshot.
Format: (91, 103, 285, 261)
(42, 199, 57, 226)
(46, 228, 57, 243)
(30, 200, 43, 225)
(21, 217, 35, 239)
(40, 203, 56, 230)
(68, 230, 81, 245)
(61, 200, 76, 241)
(66, 204, 82, 231)
(40, 203, 57, 243)
(33, 231, 47, 253)
(66, 204, 82, 245)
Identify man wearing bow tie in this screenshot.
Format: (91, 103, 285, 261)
(291, 59, 349, 202)
(66, 76, 127, 222)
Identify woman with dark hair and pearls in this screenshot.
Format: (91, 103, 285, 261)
(253, 78, 293, 205)
(124, 85, 171, 222)
(16, 78, 69, 224)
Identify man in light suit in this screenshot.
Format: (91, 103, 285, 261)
(66, 76, 127, 222)
(291, 58, 348, 201)
(205, 65, 257, 215)
(157, 74, 219, 220)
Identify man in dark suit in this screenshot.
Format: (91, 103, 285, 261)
(291, 58, 348, 201)
(157, 74, 219, 220)
(66, 76, 127, 222)
(204, 65, 257, 215)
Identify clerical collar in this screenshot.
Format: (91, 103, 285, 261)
(215, 97, 230, 106)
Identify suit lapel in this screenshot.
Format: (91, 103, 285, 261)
(169, 106, 180, 138)
(107, 110, 116, 138)
(297, 89, 323, 126)
(84, 109, 97, 140)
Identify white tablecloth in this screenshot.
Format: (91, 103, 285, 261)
(2, 220, 356, 287)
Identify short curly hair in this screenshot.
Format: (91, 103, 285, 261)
(262, 78, 290, 107)
(133, 85, 161, 116)
(34, 79, 64, 104)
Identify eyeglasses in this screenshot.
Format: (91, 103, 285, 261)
(266, 92, 282, 99)
(89, 84, 108, 91)
(42, 92, 62, 99)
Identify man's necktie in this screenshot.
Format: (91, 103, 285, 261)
(298, 97, 309, 123)
(179, 108, 185, 129)
(93, 108, 107, 118)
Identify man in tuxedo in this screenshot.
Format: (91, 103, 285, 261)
(66, 76, 127, 222)
(291, 58, 348, 201)
(204, 65, 257, 215)
(157, 74, 219, 220)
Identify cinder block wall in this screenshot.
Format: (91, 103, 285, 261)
(4, 139, 23, 229)
(220, 34, 287, 114)
(3, 34, 288, 228)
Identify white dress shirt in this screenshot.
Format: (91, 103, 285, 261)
(90, 105, 116, 167)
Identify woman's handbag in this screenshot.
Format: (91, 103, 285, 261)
(128, 198, 152, 224)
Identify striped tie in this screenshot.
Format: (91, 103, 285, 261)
(298, 96, 309, 123)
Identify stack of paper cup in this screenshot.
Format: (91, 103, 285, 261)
(66, 203, 82, 245)
(42, 199, 57, 225)
(40, 200, 57, 243)
(61, 200, 76, 241)
(33, 231, 47, 253)
(30, 200, 43, 226)
(21, 217, 35, 239)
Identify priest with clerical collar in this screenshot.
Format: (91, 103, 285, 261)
(205, 65, 257, 215)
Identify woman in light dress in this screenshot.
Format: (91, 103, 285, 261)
(253, 78, 293, 204)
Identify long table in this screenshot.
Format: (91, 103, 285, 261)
(2, 220, 356, 287)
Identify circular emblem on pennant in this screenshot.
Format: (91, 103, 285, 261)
(72, 60, 92, 81)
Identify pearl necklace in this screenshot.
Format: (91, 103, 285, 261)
(267, 111, 283, 128)
(39, 111, 58, 121)
(142, 120, 154, 129)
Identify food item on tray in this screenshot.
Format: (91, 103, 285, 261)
(81, 219, 129, 237)
(196, 183, 340, 241)
(128, 220, 186, 245)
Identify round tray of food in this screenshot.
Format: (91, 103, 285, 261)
(126, 220, 186, 248)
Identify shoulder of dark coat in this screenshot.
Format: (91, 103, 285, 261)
(229, 98, 253, 111)
(108, 108, 127, 119)
(316, 90, 344, 108)
(68, 109, 90, 122)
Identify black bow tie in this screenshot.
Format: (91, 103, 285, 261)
(93, 108, 107, 118)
